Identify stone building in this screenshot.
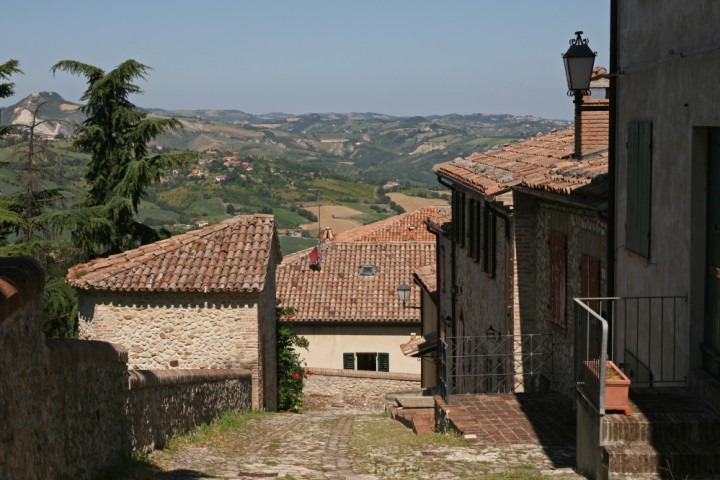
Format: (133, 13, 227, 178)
(277, 208, 448, 378)
(432, 96, 609, 396)
(67, 214, 281, 410)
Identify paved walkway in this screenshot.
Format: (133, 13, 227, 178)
(142, 410, 583, 480)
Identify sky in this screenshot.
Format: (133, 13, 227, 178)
(3, 1, 609, 120)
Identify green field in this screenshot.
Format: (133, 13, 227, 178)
(279, 235, 317, 255)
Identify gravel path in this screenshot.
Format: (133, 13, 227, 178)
(142, 411, 583, 480)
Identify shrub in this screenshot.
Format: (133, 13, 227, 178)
(276, 306, 309, 412)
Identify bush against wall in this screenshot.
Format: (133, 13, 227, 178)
(276, 306, 309, 412)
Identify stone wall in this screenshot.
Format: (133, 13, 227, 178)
(303, 367, 420, 412)
(128, 369, 251, 452)
(1, 257, 254, 480)
(78, 291, 268, 409)
(534, 201, 607, 396)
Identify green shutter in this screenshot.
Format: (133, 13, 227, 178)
(377, 352, 389, 372)
(343, 353, 355, 370)
(626, 121, 652, 258)
(637, 122, 652, 258)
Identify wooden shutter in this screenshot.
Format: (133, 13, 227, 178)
(485, 211, 497, 278)
(482, 207, 490, 273)
(377, 353, 389, 372)
(626, 121, 652, 257)
(580, 255, 602, 313)
(549, 231, 568, 328)
(343, 353, 355, 370)
(473, 200, 483, 262)
(458, 192, 466, 248)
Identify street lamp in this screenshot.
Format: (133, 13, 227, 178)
(397, 283, 411, 308)
(562, 31, 599, 159)
(562, 31, 596, 96)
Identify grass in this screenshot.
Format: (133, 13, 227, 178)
(279, 235, 317, 255)
(348, 417, 568, 480)
(165, 410, 271, 453)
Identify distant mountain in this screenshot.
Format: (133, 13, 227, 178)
(1, 92, 571, 186)
(0, 91, 82, 137)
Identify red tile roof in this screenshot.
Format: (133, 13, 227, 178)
(67, 215, 278, 293)
(333, 206, 450, 243)
(277, 242, 434, 323)
(413, 264, 437, 295)
(435, 101, 608, 200)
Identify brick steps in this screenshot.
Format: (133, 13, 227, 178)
(604, 442, 720, 477)
(602, 388, 720, 478)
(389, 406, 435, 435)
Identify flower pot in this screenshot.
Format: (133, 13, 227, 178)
(604, 360, 631, 416)
(583, 359, 631, 416)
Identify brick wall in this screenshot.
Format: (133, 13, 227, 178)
(303, 368, 420, 411)
(0, 257, 253, 479)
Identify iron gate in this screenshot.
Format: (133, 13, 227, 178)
(439, 334, 554, 403)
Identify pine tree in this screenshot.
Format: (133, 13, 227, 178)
(51, 59, 194, 257)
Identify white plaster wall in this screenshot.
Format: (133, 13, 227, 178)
(615, 0, 720, 370)
(291, 324, 422, 374)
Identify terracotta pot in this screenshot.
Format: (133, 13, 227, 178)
(583, 359, 632, 416)
(604, 360, 631, 416)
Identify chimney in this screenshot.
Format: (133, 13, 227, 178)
(574, 67, 610, 159)
(320, 226, 334, 243)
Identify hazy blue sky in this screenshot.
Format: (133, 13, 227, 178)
(4, 1, 609, 120)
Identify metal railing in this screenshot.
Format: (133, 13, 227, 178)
(574, 295, 687, 414)
(574, 298, 610, 414)
(439, 333, 553, 403)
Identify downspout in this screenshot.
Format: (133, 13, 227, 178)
(608, 0, 618, 298)
(437, 176, 458, 340)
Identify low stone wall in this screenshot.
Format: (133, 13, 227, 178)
(303, 367, 421, 412)
(44, 339, 129, 480)
(128, 369, 252, 452)
(0, 257, 254, 480)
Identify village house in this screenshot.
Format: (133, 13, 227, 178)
(276, 207, 448, 406)
(431, 90, 609, 398)
(278, 208, 448, 373)
(574, 2, 720, 479)
(66, 214, 281, 410)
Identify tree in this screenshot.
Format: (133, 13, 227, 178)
(0, 59, 21, 134)
(50, 59, 195, 257)
(7, 101, 67, 242)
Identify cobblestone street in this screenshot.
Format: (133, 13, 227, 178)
(136, 410, 583, 480)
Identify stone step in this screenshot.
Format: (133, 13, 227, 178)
(604, 442, 720, 476)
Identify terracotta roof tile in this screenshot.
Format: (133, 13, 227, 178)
(333, 207, 449, 243)
(436, 104, 608, 200)
(67, 215, 277, 293)
(413, 264, 437, 295)
(278, 242, 434, 324)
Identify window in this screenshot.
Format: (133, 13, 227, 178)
(359, 265, 376, 276)
(482, 207, 497, 277)
(342, 352, 389, 372)
(626, 121, 652, 258)
(549, 231, 568, 328)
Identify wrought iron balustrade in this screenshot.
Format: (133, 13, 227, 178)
(439, 333, 553, 403)
(574, 295, 687, 414)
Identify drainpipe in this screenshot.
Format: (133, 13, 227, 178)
(608, 0, 618, 298)
(437, 176, 458, 339)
